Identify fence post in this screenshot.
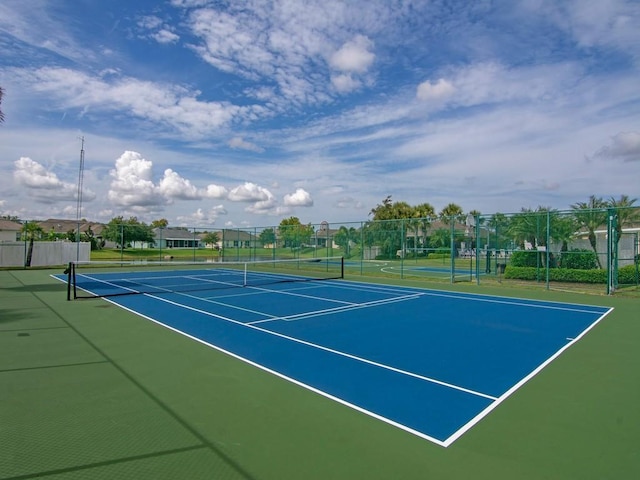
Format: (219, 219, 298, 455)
(545, 211, 550, 290)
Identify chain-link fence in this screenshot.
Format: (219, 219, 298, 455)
(2, 207, 639, 295)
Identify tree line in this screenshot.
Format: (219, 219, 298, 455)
(3, 195, 638, 263)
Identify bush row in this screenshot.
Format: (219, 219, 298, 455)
(504, 264, 639, 284)
(510, 249, 599, 270)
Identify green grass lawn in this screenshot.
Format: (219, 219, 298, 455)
(3, 267, 638, 479)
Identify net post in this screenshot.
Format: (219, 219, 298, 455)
(72, 262, 78, 299)
(340, 256, 344, 279)
(66, 262, 72, 301)
(243, 261, 248, 287)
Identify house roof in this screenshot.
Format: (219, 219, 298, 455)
(153, 228, 201, 240)
(219, 229, 257, 241)
(37, 219, 105, 235)
(0, 219, 22, 231)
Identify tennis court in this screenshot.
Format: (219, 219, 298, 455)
(2, 266, 640, 479)
(58, 259, 611, 447)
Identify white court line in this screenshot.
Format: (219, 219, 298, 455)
(319, 280, 610, 314)
(101, 296, 452, 447)
(248, 293, 423, 324)
(144, 292, 498, 402)
(441, 306, 615, 446)
(60, 273, 613, 447)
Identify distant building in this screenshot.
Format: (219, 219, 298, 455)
(0, 219, 21, 242)
(37, 219, 105, 239)
(311, 221, 339, 248)
(153, 228, 201, 248)
(219, 229, 259, 249)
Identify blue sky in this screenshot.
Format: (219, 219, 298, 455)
(1, 0, 639, 228)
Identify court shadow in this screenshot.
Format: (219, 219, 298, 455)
(0, 308, 43, 323)
(5, 283, 66, 293)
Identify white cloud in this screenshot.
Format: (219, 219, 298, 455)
(108, 151, 165, 207)
(138, 15, 164, 30)
(227, 182, 282, 214)
(138, 15, 180, 44)
(335, 196, 364, 210)
(593, 131, 640, 162)
(228, 182, 273, 202)
(416, 78, 456, 102)
(13, 157, 96, 203)
(203, 184, 229, 199)
(182, 3, 386, 106)
(176, 205, 227, 226)
(10, 67, 251, 139)
(533, 0, 640, 62)
(329, 35, 375, 73)
(283, 188, 314, 207)
(246, 199, 284, 215)
(331, 74, 361, 93)
(152, 29, 180, 44)
(158, 168, 201, 200)
(228, 136, 265, 153)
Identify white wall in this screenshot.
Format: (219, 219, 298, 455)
(0, 242, 90, 267)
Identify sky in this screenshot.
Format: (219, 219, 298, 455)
(0, 0, 639, 229)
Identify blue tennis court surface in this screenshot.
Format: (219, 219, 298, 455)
(61, 268, 612, 447)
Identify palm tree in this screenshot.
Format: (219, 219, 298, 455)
(411, 202, 436, 253)
(334, 225, 359, 257)
(487, 213, 510, 250)
(571, 196, 608, 269)
(22, 221, 44, 267)
(439, 203, 464, 225)
(609, 195, 639, 246)
(550, 214, 578, 253)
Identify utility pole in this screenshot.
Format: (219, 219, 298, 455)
(76, 136, 85, 261)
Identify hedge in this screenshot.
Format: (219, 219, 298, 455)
(504, 264, 639, 284)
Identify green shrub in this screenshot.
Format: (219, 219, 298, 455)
(550, 268, 606, 283)
(618, 264, 639, 285)
(504, 266, 607, 283)
(559, 249, 598, 270)
(503, 266, 539, 280)
(510, 251, 539, 267)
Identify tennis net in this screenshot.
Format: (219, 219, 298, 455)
(66, 256, 344, 300)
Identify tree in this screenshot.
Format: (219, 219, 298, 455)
(429, 228, 450, 249)
(609, 195, 639, 247)
(259, 228, 276, 247)
(201, 231, 220, 250)
(487, 213, 510, 248)
(549, 214, 578, 254)
(369, 195, 394, 220)
(21, 221, 44, 267)
(333, 225, 358, 258)
(368, 196, 413, 258)
(81, 226, 101, 250)
(508, 206, 552, 249)
(102, 216, 155, 248)
(278, 217, 313, 249)
(571, 196, 608, 268)
(411, 202, 436, 252)
(151, 218, 169, 229)
(439, 203, 464, 225)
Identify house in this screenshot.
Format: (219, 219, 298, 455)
(574, 222, 640, 267)
(219, 229, 259, 249)
(37, 219, 105, 239)
(0, 219, 22, 242)
(153, 228, 201, 249)
(311, 221, 340, 248)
